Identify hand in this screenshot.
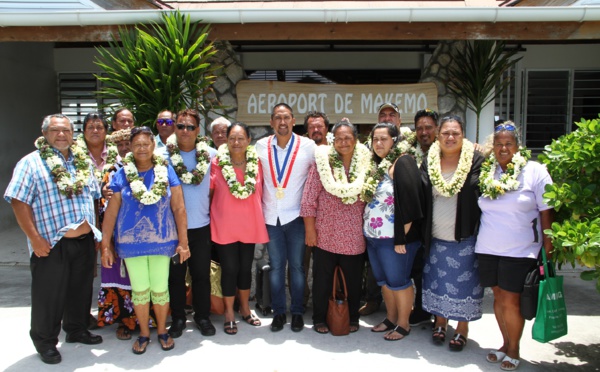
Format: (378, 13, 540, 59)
(101, 248, 115, 268)
(473, 142, 484, 153)
(394, 244, 406, 254)
(176, 245, 191, 263)
(305, 228, 317, 247)
(31, 236, 52, 258)
(102, 184, 113, 200)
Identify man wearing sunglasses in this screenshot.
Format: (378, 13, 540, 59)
(155, 110, 176, 153)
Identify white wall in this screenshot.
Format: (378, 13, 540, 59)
(520, 44, 600, 69)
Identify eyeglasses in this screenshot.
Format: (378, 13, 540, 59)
(495, 123, 516, 132)
(378, 102, 399, 111)
(157, 118, 174, 126)
(176, 124, 197, 131)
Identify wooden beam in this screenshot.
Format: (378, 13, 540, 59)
(1, 21, 600, 42)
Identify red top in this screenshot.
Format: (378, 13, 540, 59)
(209, 157, 269, 245)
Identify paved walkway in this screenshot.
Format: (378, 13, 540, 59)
(0, 226, 598, 372)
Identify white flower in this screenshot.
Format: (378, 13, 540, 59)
(216, 145, 259, 199)
(427, 139, 475, 197)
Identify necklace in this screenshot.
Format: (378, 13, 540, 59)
(75, 134, 118, 181)
(315, 143, 371, 204)
(123, 152, 169, 205)
(427, 139, 475, 197)
(361, 145, 403, 202)
(166, 134, 211, 185)
(217, 145, 259, 199)
(410, 142, 427, 167)
(35, 136, 92, 198)
(480, 147, 531, 199)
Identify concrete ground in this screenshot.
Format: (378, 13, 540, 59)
(0, 225, 599, 372)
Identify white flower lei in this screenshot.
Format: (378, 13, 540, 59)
(427, 139, 475, 197)
(410, 142, 427, 167)
(35, 136, 92, 198)
(216, 144, 259, 199)
(122, 152, 169, 205)
(315, 143, 371, 204)
(76, 134, 118, 181)
(479, 147, 531, 199)
(166, 134, 211, 185)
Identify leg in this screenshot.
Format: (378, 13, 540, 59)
(266, 222, 288, 316)
(366, 238, 396, 331)
(125, 257, 152, 352)
(148, 256, 173, 349)
(409, 244, 432, 324)
(284, 217, 307, 316)
(187, 226, 212, 322)
(339, 253, 365, 325)
(311, 247, 337, 325)
(167, 248, 188, 322)
(237, 243, 260, 326)
(303, 245, 313, 307)
(497, 288, 525, 368)
(216, 242, 239, 324)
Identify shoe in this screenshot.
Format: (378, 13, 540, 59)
(157, 333, 174, 351)
(196, 318, 216, 336)
(168, 318, 187, 338)
(65, 331, 103, 345)
(313, 323, 329, 334)
(409, 312, 432, 327)
(487, 350, 507, 363)
(349, 321, 360, 333)
(432, 326, 446, 345)
(372, 318, 395, 332)
(116, 325, 132, 340)
(270, 313, 287, 332)
(291, 314, 304, 332)
(242, 314, 262, 327)
(384, 325, 410, 341)
(39, 348, 61, 364)
(449, 333, 468, 352)
(500, 355, 521, 371)
(224, 321, 238, 335)
(132, 336, 150, 355)
(358, 301, 380, 316)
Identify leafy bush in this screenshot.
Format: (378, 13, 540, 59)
(539, 115, 600, 292)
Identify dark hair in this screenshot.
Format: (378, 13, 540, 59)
(369, 123, 400, 164)
(176, 108, 200, 127)
(414, 109, 439, 126)
(130, 126, 154, 142)
(270, 102, 294, 119)
(112, 107, 133, 123)
(332, 119, 358, 139)
(439, 115, 465, 134)
(157, 109, 175, 120)
(303, 111, 329, 132)
(83, 112, 107, 132)
(227, 122, 251, 139)
(493, 120, 520, 146)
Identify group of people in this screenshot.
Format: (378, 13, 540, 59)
(5, 102, 554, 372)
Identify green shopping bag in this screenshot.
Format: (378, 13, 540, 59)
(532, 249, 568, 343)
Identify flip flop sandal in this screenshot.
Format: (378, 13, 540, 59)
(371, 318, 395, 333)
(349, 322, 359, 333)
(500, 356, 521, 371)
(432, 326, 446, 345)
(384, 325, 410, 341)
(132, 336, 150, 355)
(313, 323, 329, 334)
(116, 325, 132, 341)
(487, 350, 507, 363)
(224, 321, 238, 335)
(157, 333, 174, 351)
(448, 333, 467, 352)
(242, 314, 261, 326)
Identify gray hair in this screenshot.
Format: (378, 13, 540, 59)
(493, 120, 521, 146)
(210, 117, 231, 132)
(41, 114, 74, 132)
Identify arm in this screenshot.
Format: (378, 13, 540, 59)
(540, 209, 555, 260)
(11, 199, 51, 258)
(100, 192, 121, 268)
(304, 216, 318, 247)
(300, 164, 319, 247)
(170, 185, 190, 263)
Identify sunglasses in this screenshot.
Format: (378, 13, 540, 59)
(157, 118, 174, 126)
(130, 126, 153, 140)
(495, 123, 516, 132)
(176, 124, 197, 131)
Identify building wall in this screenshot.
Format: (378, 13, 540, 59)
(0, 43, 57, 231)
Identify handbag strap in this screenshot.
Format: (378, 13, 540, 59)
(332, 266, 348, 298)
(541, 249, 555, 278)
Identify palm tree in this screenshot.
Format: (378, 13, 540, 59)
(94, 10, 223, 130)
(448, 40, 522, 142)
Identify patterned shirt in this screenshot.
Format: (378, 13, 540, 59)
(4, 149, 102, 256)
(363, 174, 395, 239)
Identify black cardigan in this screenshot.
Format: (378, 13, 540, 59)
(392, 154, 425, 246)
(421, 150, 485, 255)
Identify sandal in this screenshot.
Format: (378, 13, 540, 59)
(384, 325, 410, 341)
(371, 318, 395, 333)
(349, 322, 359, 333)
(313, 323, 329, 334)
(432, 326, 446, 345)
(500, 356, 521, 371)
(487, 350, 507, 363)
(132, 336, 150, 355)
(116, 325, 131, 341)
(449, 333, 467, 352)
(224, 321, 238, 335)
(157, 333, 174, 351)
(242, 314, 261, 326)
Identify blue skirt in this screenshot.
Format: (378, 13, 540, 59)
(422, 236, 483, 322)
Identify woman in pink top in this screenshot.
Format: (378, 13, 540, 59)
(210, 122, 269, 335)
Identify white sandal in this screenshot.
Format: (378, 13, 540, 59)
(486, 350, 507, 363)
(500, 355, 520, 371)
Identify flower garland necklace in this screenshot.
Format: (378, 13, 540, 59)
(122, 152, 169, 205)
(166, 134, 211, 185)
(427, 139, 475, 197)
(35, 136, 92, 198)
(480, 147, 531, 199)
(217, 145, 259, 199)
(361, 145, 403, 202)
(315, 143, 371, 204)
(410, 142, 427, 167)
(75, 134, 118, 181)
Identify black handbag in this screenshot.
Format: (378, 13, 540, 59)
(520, 262, 542, 320)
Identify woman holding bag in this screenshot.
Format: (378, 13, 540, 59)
(475, 121, 554, 371)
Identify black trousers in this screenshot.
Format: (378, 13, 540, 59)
(312, 247, 364, 325)
(215, 242, 256, 297)
(410, 244, 430, 316)
(30, 232, 95, 353)
(168, 225, 212, 322)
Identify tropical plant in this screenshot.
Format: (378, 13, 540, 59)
(94, 10, 222, 130)
(447, 40, 522, 143)
(539, 115, 600, 292)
